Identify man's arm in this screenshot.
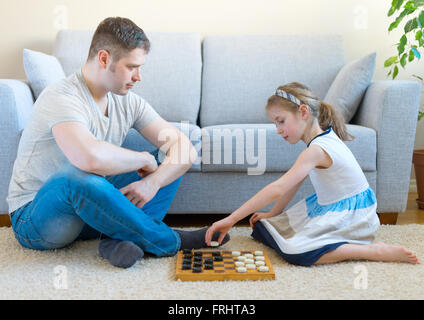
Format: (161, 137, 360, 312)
(52, 122, 157, 176)
(137, 117, 198, 188)
(118, 117, 197, 208)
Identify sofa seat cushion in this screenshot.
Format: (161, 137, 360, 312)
(200, 124, 376, 174)
(121, 122, 201, 172)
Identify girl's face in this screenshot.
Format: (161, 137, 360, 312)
(267, 104, 306, 144)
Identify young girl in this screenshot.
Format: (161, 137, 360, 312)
(205, 82, 419, 266)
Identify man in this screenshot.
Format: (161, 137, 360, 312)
(7, 17, 228, 268)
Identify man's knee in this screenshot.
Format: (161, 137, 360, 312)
(38, 214, 85, 249)
(16, 213, 85, 251)
(48, 164, 106, 189)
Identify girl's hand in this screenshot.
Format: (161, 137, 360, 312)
(249, 211, 274, 229)
(205, 216, 235, 246)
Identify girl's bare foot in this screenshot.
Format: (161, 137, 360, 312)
(371, 242, 420, 264)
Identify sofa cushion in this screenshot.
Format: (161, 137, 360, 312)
(121, 122, 202, 172)
(200, 124, 376, 174)
(23, 49, 66, 100)
(53, 30, 202, 123)
(200, 35, 346, 127)
(324, 52, 376, 123)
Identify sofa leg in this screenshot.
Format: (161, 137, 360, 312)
(377, 212, 398, 225)
(0, 214, 11, 227)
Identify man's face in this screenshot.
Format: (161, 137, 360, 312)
(105, 47, 146, 95)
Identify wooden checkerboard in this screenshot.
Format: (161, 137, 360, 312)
(175, 249, 275, 281)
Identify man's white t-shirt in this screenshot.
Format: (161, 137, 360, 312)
(7, 69, 159, 214)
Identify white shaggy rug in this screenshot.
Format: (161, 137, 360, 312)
(1, 225, 423, 300)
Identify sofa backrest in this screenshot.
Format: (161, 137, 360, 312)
(200, 35, 346, 127)
(53, 30, 202, 124)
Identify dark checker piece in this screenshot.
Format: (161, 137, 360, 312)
(193, 261, 202, 268)
(182, 263, 191, 270)
(194, 251, 203, 256)
(204, 263, 213, 270)
(192, 267, 202, 273)
(213, 255, 223, 261)
(182, 249, 192, 254)
(212, 252, 221, 257)
(183, 258, 192, 264)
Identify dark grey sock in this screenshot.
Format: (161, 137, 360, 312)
(98, 239, 144, 269)
(174, 227, 230, 250)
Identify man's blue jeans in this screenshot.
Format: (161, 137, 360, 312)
(10, 150, 182, 257)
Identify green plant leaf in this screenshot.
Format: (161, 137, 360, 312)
(404, 17, 419, 33)
(398, 34, 408, 55)
(384, 56, 399, 67)
(414, 0, 424, 8)
(413, 74, 424, 80)
(389, 8, 415, 31)
(405, 0, 418, 10)
(388, 0, 406, 16)
(400, 52, 408, 67)
(418, 111, 424, 121)
(416, 29, 423, 40)
(409, 48, 416, 61)
(419, 10, 424, 26)
(392, 65, 399, 79)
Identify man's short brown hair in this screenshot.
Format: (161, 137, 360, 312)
(87, 17, 150, 61)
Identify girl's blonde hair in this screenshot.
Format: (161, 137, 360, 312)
(266, 82, 353, 141)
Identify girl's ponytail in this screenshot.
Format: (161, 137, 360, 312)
(318, 101, 354, 141)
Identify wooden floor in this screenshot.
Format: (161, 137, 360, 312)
(396, 192, 424, 225)
(1, 192, 423, 228)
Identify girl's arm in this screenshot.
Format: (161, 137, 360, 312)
(248, 177, 305, 228)
(205, 145, 328, 244)
(269, 176, 305, 215)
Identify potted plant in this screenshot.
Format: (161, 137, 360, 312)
(384, 0, 424, 209)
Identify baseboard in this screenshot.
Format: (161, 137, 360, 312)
(0, 214, 11, 227)
(410, 179, 417, 193)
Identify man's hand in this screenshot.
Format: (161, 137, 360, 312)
(120, 177, 160, 209)
(136, 152, 158, 177)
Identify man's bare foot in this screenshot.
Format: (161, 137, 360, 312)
(371, 242, 420, 264)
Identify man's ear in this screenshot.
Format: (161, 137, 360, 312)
(97, 50, 111, 69)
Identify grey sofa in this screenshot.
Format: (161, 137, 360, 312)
(0, 30, 422, 219)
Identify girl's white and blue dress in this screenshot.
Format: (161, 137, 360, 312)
(251, 127, 380, 266)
